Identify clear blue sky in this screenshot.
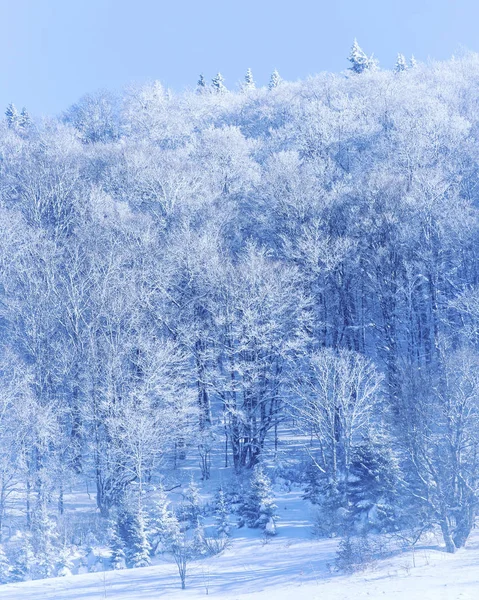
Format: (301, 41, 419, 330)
(1, 0, 477, 116)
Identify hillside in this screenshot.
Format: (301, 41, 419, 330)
(3, 49, 479, 590)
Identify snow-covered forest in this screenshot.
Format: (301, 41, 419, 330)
(2, 43, 479, 588)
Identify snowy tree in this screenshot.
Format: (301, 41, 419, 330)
(149, 488, 181, 555)
(5, 103, 19, 128)
(109, 516, 127, 569)
(268, 69, 282, 89)
(11, 539, 34, 582)
(181, 478, 202, 526)
(18, 107, 32, 130)
(347, 437, 402, 533)
(293, 349, 383, 502)
(196, 74, 208, 94)
(211, 72, 227, 93)
(410, 54, 418, 68)
(31, 500, 58, 578)
(116, 501, 151, 568)
(347, 39, 377, 73)
(56, 547, 74, 577)
(214, 487, 231, 536)
(240, 465, 278, 533)
(0, 545, 11, 583)
(64, 90, 118, 143)
(242, 68, 255, 91)
(395, 53, 408, 73)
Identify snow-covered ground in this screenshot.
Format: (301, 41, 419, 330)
(3, 486, 479, 600)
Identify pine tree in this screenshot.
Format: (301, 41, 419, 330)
(11, 538, 34, 582)
(31, 500, 57, 579)
(192, 520, 207, 556)
(109, 517, 127, 569)
(410, 55, 418, 68)
(268, 69, 282, 90)
(214, 487, 230, 536)
(117, 504, 151, 568)
(0, 544, 11, 584)
(18, 107, 32, 130)
(348, 39, 377, 74)
(183, 478, 202, 525)
(149, 488, 181, 554)
(196, 74, 208, 94)
(5, 103, 19, 128)
(243, 68, 255, 91)
(347, 438, 402, 533)
(211, 72, 227, 94)
(127, 511, 151, 568)
(303, 461, 322, 505)
(395, 53, 408, 73)
(56, 547, 74, 577)
(240, 465, 278, 533)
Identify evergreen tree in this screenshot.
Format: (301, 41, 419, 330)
(214, 487, 230, 536)
(410, 55, 418, 68)
(192, 520, 207, 556)
(109, 517, 127, 569)
(395, 53, 408, 73)
(5, 103, 19, 128)
(11, 538, 34, 582)
(211, 72, 227, 94)
(268, 69, 282, 90)
(0, 544, 11, 584)
(117, 504, 151, 568)
(302, 461, 322, 505)
(127, 511, 151, 568)
(348, 39, 377, 73)
(149, 488, 181, 554)
(243, 68, 256, 91)
(196, 74, 208, 94)
(183, 478, 202, 525)
(240, 465, 278, 533)
(18, 107, 32, 130)
(347, 438, 402, 533)
(56, 547, 74, 577)
(31, 500, 57, 579)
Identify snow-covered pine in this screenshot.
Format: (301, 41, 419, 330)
(31, 501, 58, 579)
(348, 39, 378, 73)
(18, 107, 32, 130)
(214, 487, 231, 536)
(109, 517, 127, 570)
(0, 544, 11, 584)
(182, 478, 202, 526)
(240, 465, 278, 533)
(11, 539, 34, 582)
(148, 488, 181, 554)
(5, 103, 19, 128)
(395, 53, 408, 72)
(211, 72, 227, 93)
(268, 68, 282, 89)
(56, 547, 74, 577)
(197, 74, 208, 94)
(116, 504, 151, 569)
(242, 68, 255, 91)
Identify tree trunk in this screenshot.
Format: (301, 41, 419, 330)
(440, 518, 456, 553)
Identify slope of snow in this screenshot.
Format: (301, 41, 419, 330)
(3, 488, 479, 599)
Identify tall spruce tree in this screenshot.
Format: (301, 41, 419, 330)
(395, 53, 408, 73)
(211, 72, 227, 93)
(243, 68, 256, 91)
(348, 39, 377, 73)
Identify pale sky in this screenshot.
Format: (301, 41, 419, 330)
(0, 0, 476, 115)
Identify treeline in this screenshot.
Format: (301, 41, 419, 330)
(2, 48, 479, 580)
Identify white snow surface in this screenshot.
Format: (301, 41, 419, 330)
(2, 488, 479, 599)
